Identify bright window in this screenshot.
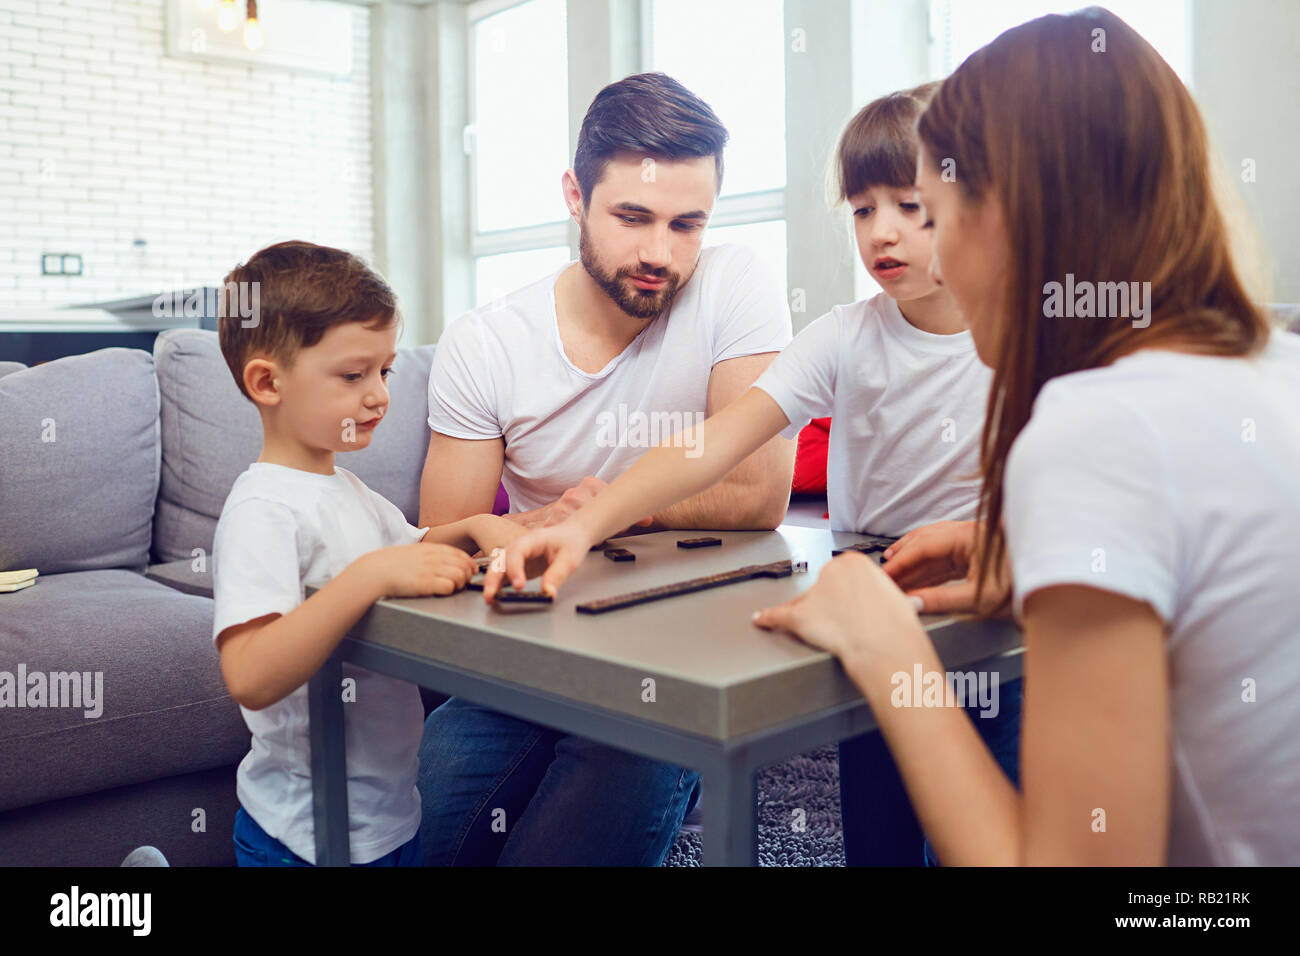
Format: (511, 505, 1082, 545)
(933, 0, 1189, 83)
(471, 0, 570, 233)
(475, 245, 572, 307)
(649, 0, 787, 198)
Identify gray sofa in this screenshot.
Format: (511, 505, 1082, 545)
(0, 330, 437, 866)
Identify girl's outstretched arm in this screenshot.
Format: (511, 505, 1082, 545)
(571, 386, 792, 545)
(485, 386, 791, 598)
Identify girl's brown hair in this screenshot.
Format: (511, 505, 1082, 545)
(916, 6, 1271, 605)
(835, 82, 940, 201)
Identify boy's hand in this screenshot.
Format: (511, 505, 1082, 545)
(361, 542, 478, 598)
(465, 513, 532, 555)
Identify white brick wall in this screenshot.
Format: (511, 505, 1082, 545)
(0, 0, 374, 306)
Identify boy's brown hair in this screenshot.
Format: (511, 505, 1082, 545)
(218, 240, 398, 401)
(835, 82, 940, 201)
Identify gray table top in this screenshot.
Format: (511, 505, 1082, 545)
(342, 525, 1023, 741)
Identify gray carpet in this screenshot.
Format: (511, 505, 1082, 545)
(663, 744, 845, 866)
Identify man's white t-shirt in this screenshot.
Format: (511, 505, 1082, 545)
(211, 462, 428, 865)
(1004, 331, 1300, 865)
(752, 292, 991, 536)
(427, 243, 791, 513)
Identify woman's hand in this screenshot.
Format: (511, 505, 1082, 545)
(752, 552, 928, 671)
(881, 520, 1013, 618)
(481, 517, 598, 602)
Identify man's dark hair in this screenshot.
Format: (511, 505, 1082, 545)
(218, 240, 397, 401)
(573, 72, 729, 205)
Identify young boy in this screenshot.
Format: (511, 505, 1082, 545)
(212, 240, 520, 866)
(485, 84, 1023, 866)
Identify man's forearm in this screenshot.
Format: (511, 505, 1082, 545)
(502, 506, 552, 530)
(647, 440, 794, 531)
(652, 437, 795, 530)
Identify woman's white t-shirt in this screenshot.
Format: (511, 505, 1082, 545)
(1004, 331, 1300, 865)
(753, 292, 992, 536)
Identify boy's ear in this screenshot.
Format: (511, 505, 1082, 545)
(243, 358, 282, 407)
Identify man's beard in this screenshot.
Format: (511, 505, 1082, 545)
(579, 225, 682, 320)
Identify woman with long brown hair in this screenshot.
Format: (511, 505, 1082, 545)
(752, 6, 1300, 864)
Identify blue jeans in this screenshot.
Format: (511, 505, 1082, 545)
(233, 806, 421, 867)
(418, 697, 701, 866)
(838, 677, 1023, 866)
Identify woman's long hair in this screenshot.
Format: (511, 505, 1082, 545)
(916, 6, 1272, 604)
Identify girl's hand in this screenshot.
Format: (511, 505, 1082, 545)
(881, 520, 1014, 618)
(481, 517, 597, 602)
(752, 552, 927, 670)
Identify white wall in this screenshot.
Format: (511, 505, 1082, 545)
(1192, 0, 1300, 303)
(0, 0, 375, 307)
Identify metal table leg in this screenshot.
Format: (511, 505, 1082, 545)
(701, 755, 756, 866)
(308, 657, 350, 866)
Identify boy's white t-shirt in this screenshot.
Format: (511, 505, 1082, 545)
(1004, 331, 1300, 865)
(211, 462, 428, 865)
(752, 292, 992, 536)
(427, 243, 791, 514)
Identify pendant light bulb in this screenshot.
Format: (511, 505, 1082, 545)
(217, 0, 237, 32)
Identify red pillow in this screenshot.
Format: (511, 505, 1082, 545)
(792, 417, 831, 494)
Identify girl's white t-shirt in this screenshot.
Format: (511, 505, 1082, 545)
(1004, 331, 1300, 865)
(211, 463, 428, 865)
(752, 292, 992, 536)
(426, 243, 792, 515)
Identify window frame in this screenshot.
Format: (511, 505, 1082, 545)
(446, 0, 1195, 332)
(466, 0, 572, 259)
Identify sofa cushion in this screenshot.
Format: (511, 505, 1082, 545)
(0, 348, 159, 574)
(792, 417, 830, 494)
(0, 568, 249, 811)
(152, 329, 437, 563)
(151, 330, 261, 565)
(0, 361, 26, 379)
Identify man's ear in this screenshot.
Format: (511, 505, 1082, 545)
(243, 357, 282, 407)
(561, 169, 584, 221)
